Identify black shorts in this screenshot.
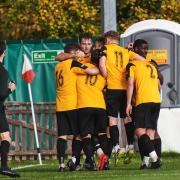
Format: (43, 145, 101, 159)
(134, 103, 160, 130)
(78, 108, 108, 138)
(0, 104, 10, 133)
(56, 110, 78, 136)
(105, 89, 127, 118)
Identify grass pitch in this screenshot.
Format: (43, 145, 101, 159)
(1, 153, 180, 180)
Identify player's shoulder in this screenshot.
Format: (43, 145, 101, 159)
(149, 59, 158, 68)
(114, 44, 128, 53)
(62, 59, 73, 66)
(106, 43, 121, 48)
(133, 60, 146, 65)
(55, 62, 61, 69)
(127, 60, 147, 70)
(55, 59, 72, 69)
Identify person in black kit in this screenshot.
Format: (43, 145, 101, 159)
(0, 41, 20, 177)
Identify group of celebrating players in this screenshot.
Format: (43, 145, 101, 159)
(0, 30, 163, 178)
(54, 30, 163, 172)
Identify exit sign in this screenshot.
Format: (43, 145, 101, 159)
(32, 50, 63, 64)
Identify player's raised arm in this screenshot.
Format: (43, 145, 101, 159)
(55, 50, 85, 61)
(85, 66, 99, 75)
(55, 52, 75, 61)
(99, 46, 107, 78)
(129, 50, 146, 61)
(71, 61, 99, 75)
(99, 56, 107, 78)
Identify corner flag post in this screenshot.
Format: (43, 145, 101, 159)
(22, 54, 42, 165)
(27, 83, 42, 165)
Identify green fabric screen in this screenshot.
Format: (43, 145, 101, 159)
(5, 39, 78, 102)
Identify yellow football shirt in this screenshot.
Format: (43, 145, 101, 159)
(127, 61, 160, 106)
(102, 43, 138, 90)
(76, 64, 106, 109)
(55, 59, 78, 111)
(78, 54, 91, 63)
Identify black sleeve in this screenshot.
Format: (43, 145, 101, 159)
(150, 59, 164, 85)
(158, 71, 164, 85)
(99, 46, 107, 58)
(0, 68, 11, 102)
(150, 59, 158, 69)
(70, 60, 88, 70)
(125, 63, 135, 80)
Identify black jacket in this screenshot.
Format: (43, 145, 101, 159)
(0, 62, 11, 102)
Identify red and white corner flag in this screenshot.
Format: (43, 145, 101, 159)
(22, 54, 35, 84)
(22, 54, 42, 165)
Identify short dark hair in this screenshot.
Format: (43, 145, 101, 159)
(133, 39, 148, 50)
(79, 32, 92, 43)
(103, 31, 119, 40)
(0, 40, 6, 56)
(95, 37, 105, 46)
(64, 44, 79, 53)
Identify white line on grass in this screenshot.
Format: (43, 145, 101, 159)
(49, 173, 180, 179)
(12, 164, 47, 170)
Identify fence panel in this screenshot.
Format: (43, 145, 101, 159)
(5, 102, 127, 160)
(5, 102, 57, 160)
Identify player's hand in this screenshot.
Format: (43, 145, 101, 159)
(75, 50, 85, 58)
(126, 104, 132, 117)
(8, 81, 16, 92)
